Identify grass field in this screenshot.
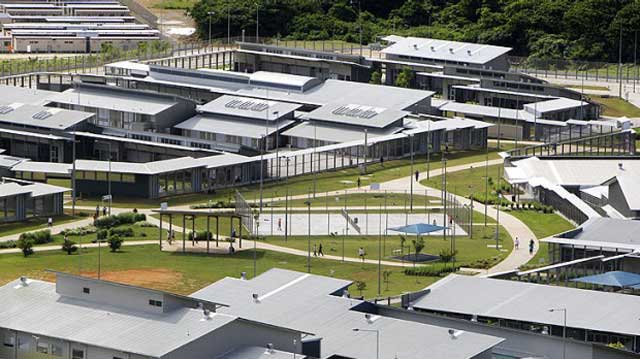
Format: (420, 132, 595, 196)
(269, 192, 440, 208)
(0, 244, 438, 298)
(564, 85, 609, 91)
(590, 95, 640, 117)
(507, 210, 575, 240)
(420, 163, 503, 200)
(74, 146, 512, 209)
(264, 224, 512, 269)
(0, 211, 92, 238)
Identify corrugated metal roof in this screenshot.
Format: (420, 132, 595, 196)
(524, 98, 588, 115)
(416, 274, 640, 337)
(382, 37, 512, 65)
(0, 279, 239, 357)
(0, 102, 93, 130)
(305, 102, 409, 129)
(612, 175, 640, 210)
(282, 121, 401, 143)
(192, 269, 503, 359)
(175, 114, 293, 139)
(216, 346, 297, 359)
(199, 95, 302, 121)
(48, 87, 177, 115)
(0, 182, 31, 198)
(75, 157, 203, 175)
(12, 161, 72, 174)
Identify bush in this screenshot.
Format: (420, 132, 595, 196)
(61, 238, 78, 255)
(19, 230, 52, 245)
(109, 227, 134, 238)
(0, 240, 17, 249)
(61, 225, 97, 237)
(108, 235, 123, 252)
(187, 230, 212, 241)
(95, 212, 146, 228)
(134, 221, 156, 228)
(17, 237, 34, 257)
(97, 229, 109, 240)
(190, 200, 232, 209)
(404, 265, 459, 277)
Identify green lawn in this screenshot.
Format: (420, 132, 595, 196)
(564, 85, 609, 91)
(75, 146, 511, 209)
(263, 224, 512, 269)
(507, 210, 575, 239)
(0, 244, 438, 298)
(590, 95, 640, 117)
(420, 163, 504, 202)
(0, 211, 92, 237)
(153, 0, 196, 9)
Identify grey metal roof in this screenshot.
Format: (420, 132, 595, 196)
(544, 217, 640, 251)
(0, 102, 93, 130)
(415, 274, 640, 338)
(11, 161, 72, 174)
(509, 157, 640, 187)
(524, 98, 588, 115)
(194, 153, 258, 169)
(72, 131, 220, 154)
(0, 278, 239, 357)
(215, 346, 297, 359)
(48, 87, 178, 115)
(305, 102, 408, 129)
(607, 175, 640, 211)
(452, 85, 555, 99)
(75, 157, 204, 175)
(0, 182, 31, 198)
(0, 154, 27, 168)
(199, 95, 302, 121)
(192, 269, 503, 359)
(382, 37, 512, 65)
(0, 85, 57, 106)
(175, 114, 293, 139)
(22, 181, 69, 197)
(282, 121, 401, 143)
(437, 101, 537, 123)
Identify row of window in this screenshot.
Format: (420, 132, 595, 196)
(75, 171, 136, 183)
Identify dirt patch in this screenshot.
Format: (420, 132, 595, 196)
(80, 268, 182, 289)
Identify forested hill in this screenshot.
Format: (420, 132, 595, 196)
(190, 0, 640, 63)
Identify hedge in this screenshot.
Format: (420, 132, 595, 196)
(404, 265, 460, 277)
(18, 230, 52, 245)
(94, 212, 146, 228)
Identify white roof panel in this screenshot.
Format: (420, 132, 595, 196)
(382, 37, 511, 65)
(175, 114, 294, 139)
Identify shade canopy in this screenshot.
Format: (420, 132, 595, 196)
(571, 271, 640, 288)
(388, 223, 446, 234)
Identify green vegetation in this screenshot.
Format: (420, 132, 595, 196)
(191, 0, 640, 62)
(0, 211, 91, 238)
(0, 244, 438, 298)
(590, 95, 640, 118)
(564, 85, 609, 92)
(263, 224, 512, 269)
(421, 163, 505, 205)
(269, 192, 440, 208)
(153, 0, 197, 9)
(76, 146, 510, 209)
(507, 210, 575, 240)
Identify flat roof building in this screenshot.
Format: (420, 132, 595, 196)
(0, 177, 67, 223)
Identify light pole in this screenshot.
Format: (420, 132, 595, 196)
(95, 140, 112, 215)
(259, 134, 265, 211)
(71, 132, 77, 216)
(549, 308, 567, 359)
(618, 26, 623, 98)
(255, 2, 259, 43)
(207, 11, 215, 48)
(273, 111, 280, 178)
(350, 0, 362, 56)
(227, 1, 231, 45)
(253, 213, 259, 277)
(305, 200, 311, 273)
(409, 133, 414, 211)
(426, 120, 431, 180)
(352, 328, 379, 359)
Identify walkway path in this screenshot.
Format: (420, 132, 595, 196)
(0, 157, 539, 274)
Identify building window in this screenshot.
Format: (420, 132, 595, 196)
(3, 334, 15, 348)
(149, 299, 162, 307)
(82, 287, 90, 294)
(72, 349, 84, 359)
(36, 342, 48, 354)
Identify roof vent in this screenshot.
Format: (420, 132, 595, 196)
(20, 276, 28, 286)
(252, 293, 261, 303)
(0, 105, 14, 114)
(430, 46, 435, 51)
(471, 314, 478, 322)
(467, 50, 472, 56)
(240, 271, 247, 280)
(32, 110, 52, 120)
(449, 48, 454, 54)
(448, 329, 464, 339)
(618, 163, 624, 170)
(413, 44, 418, 50)
(203, 308, 212, 320)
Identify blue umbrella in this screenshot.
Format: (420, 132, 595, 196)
(571, 271, 640, 288)
(388, 223, 446, 234)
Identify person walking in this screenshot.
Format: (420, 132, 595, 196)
(357, 177, 361, 188)
(515, 237, 520, 250)
(313, 244, 317, 257)
(415, 170, 419, 181)
(380, 156, 384, 167)
(358, 247, 365, 262)
(278, 218, 282, 231)
(95, 205, 100, 218)
(102, 206, 107, 217)
(529, 239, 535, 255)
(191, 231, 197, 246)
(318, 243, 324, 256)
(47, 217, 53, 227)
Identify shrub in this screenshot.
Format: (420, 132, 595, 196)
(17, 237, 34, 257)
(134, 221, 156, 228)
(61, 225, 97, 237)
(108, 235, 123, 252)
(404, 265, 459, 277)
(96, 229, 109, 240)
(109, 227, 134, 238)
(439, 248, 458, 263)
(61, 238, 78, 255)
(95, 212, 146, 228)
(19, 230, 52, 245)
(0, 240, 17, 249)
(188, 230, 212, 241)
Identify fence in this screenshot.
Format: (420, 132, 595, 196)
(509, 56, 640, 85)
(235, 190, 254, 235)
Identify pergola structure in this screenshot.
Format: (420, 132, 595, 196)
(153, 208, 246, 253)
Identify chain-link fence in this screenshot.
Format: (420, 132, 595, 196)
(235, 190, 255, 235)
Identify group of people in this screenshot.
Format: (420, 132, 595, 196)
(312, 243, 324, 256)
(514, 237, 536, 255)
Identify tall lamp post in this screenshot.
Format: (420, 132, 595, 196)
(409, 133, 414, 211)
(226, 1, 231, 45)
(255, 2, 260, 43)
(207, 11, 215, 48)
(549, 308, 567, 359)
(95, 140, 112, 216)
(253, 213, 259, 277)
(352, 328, 379, 359)
(304, 200, 311, 273)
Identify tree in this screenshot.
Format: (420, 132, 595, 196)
(355, 280, 367, 297)
(394, 67, 413, 88)
(412, 236, 425, 262)
(439, 248, 458, 267)
(17, 237, 34, 257)
(383, 270, 392, 291)
(369, 70, 382, 84)
(108, 235, 123, 252)
(61, 238, 78, 255)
